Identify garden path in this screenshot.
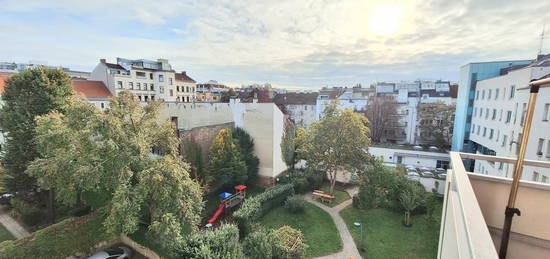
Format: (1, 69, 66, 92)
(0, 206, 30, 239)
(305, 187, 362, 259)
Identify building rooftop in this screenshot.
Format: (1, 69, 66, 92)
(174, 71, 196, 83)
(273, 92, 319, 105)
(71, 80, 113, 98)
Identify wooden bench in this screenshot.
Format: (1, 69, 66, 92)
(312, 191, 335, 204)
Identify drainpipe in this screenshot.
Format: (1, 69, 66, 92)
(498, 77, 550, 259)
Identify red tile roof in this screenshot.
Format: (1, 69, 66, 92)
(175, 71, 196, 83)
(0, 76, 7, 95)
(71, 80, 113, 98)
(273, 92, 318, 105)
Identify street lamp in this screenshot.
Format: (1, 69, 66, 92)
(353, 222, 365, 252)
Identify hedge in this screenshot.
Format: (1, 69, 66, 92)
(234, 183, 294, 234)
(175, 223, 244, 259)
(0, 212, 116, 259)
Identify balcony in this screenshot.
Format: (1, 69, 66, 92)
(439, 152, 550, 259)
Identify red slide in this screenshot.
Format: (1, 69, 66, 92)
(207, 203, 225, 224)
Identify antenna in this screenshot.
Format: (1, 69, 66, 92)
(539, 24, 546, 55)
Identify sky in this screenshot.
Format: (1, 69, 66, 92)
(1, 0, 550, 90)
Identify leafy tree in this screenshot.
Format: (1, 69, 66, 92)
(365, 96, 400, 143)
(232, 127, 259, 180)
(281, 123, 296, 171)
(175, 223, 245, 259)
(0, 68, 74, 195)
(418, 101, 456, 149)
(243, 228, 279, 259)
(26, 92, 203, 249)
(183, 137, 206, 185)
(299, 102, 371, 194)
(274, 225, 307, 258)
(399, 183, 425, 227)
(221, 88, 237, 102)
(0, 167, 10, 193)
(208, 128, 247, 187)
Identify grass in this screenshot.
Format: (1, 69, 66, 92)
(319, 184, 351, 207)
(0, 225, 14, 243)
(340, 205, 442, 259)
(259, 202, 342, 258)
(0, 212, 117, 259)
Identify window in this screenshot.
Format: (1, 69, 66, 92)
(471, 124, 475, 133)
(136, 82, 140, 90)
(485, 108, 489, 119)
(143, 83, 147, 89)
(476, 90, 479, 100)
(117, 81, 123, 89)
(499, 162, 504, 170)
(129, 82, 134, 90)
(136, 71, 146, 78)
(543, 103, 550, 121)
(547, 140, 550, 158)
(517, 133, 523, 155)
(489, 129, 494, 139)
(159, 74, 164, 82)
(305, 106, 308, 110)
(436, 160, 450, 169)
(477, 125, 480, 135)
(502, 135, 507, 147)
(480, 108, 483, 117)
(176, 86, 180, 92)
(506, 111, 512, 123)
(160, 86, 164, 94)
(492, 109, 497, 120)
(149, 73, 153, 80)
(510, 86, 515, 99)
(144, 96, 149, 101)
(499, 109, 503, 121)
(543, 175, 548, 183)
(138, 95, 142, 101)
(502, 88, 506, 100)
(488, 89, 492, 99)
(150, 84, 154, 91)
(151, 95, 155, 100)
(538, 138, 545, 156)
(533, 171, 540, 182)
(474, 107, 477, 117)
(169, 78, 173, 85)
(482, 90, 485, 100)
(170, 89, 174, 97)
(483, 127, 487, 137)
(495, 88, 499, 99)
(100, 103, 105, 109)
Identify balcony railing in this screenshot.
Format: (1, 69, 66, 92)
(439, 152, 550, 259)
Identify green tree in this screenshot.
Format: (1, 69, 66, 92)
(399, 184, 424, 227)
(0, 68, 74, 194)
(208, 128, 247, 187)
(281, 123, 296, 171)
(26, 92, 203, 249)
(232, 127, 259, 180)
(184, 137, 206, 185)
(299, 102, 371, 194)
(418, 101, 456, 149)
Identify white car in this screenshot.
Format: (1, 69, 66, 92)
(407, 172, 420, 177)
(413, 145, 423, 150)
(88, 246, 132, 259)
(420, 171, 435, 178)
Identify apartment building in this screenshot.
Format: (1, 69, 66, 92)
(469, 55, 550, 183)
(196, 81, 229, 102)
(0, 61, 90, 79)
(273, 92, 318, 128)
(91, 58, 197, 103)
(452, 59, 533, 153)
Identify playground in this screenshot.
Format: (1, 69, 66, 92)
(205, 184, 248, 227)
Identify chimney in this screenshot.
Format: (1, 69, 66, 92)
(100, 59, 106, 64)
(182, 71, 186, 76)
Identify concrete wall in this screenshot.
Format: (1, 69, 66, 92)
(369, 146, 450, 169)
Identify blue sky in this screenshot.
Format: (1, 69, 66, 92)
(1, 0, 550, 90)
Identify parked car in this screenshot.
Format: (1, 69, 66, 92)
(420, 171, 434, 178)
(407, 172, 420, 177)
(413, 145, 423, 150)
(88, 246, 132, 259)
(429, 146, 439, 151)
(418, 166, 431, 172)
(435, 168, 446, 174)
(435, 173, 447, 180)
(405, 165, 416, 170)
(0, 193, 14, 205)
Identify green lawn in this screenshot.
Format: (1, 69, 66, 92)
(319, 184, 351, 207)
(340, 206, 442, 259)
(0, 225, 14, 243)
(260, 202, 342, 258)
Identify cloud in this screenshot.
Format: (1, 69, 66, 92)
(1, 0, 550, 88)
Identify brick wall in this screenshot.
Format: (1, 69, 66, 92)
(178, 122, 234, 163)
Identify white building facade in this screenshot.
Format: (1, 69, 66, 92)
(91, 58, 196, 103)
(470, 57, 550, 183)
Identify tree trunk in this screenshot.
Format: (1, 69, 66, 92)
(329, 171, 336, 194)
(47, 189, 55, 224)
(404, 211, 411, 227)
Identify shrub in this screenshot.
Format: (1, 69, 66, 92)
(284, 195, 305, 213)
(175, 223, 244, 259)
(234, 184, 294, 235)
(243, 228, 278, 259)
(10, 199, 44, 226)
(274, 225, 307, 259)
(305, 169, 324, 190)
